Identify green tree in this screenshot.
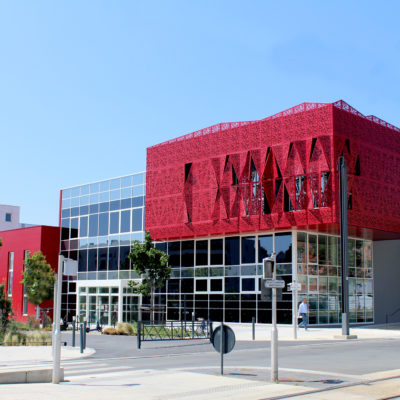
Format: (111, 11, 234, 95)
(21, 251, 55, 320)
(128, 231, 170, 321)
(0, 283, 12, 333)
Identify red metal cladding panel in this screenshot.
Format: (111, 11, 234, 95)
(0, 226, 60, 322)
(146, 101, 400, 241)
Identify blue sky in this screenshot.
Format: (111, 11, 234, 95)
(1, 1, 399, 226)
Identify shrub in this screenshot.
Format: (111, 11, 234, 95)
(116, 322, 135, 335)
(26, 330, 51, 346)
(3, 331, 26, 346)
(27, 316, 40, 330)
(102, 327, 118, 335)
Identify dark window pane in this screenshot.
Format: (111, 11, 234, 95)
(89, 214, 98, 237)
(120, 210, 130, 233)
(61, 209, 70, 218)
(89, 204, 99, 214)
(110, 200, 120, 211)
(98, 213, 109, 236)
(225, 237, 239, 266)
(71, 207, 79, 217)
(196, 240, 208, 266)
(110, 212, 119, 234)
(132, 196, 144, 207)
(78, 250, 87, 272)
(98, 248, 108, 270)
(167, 279, 180, 293)
(210, 239, 223, 265)
(242, 278, 255, 291)
(275, 233, 292, 263)
(121, 198, 131, 209)
(155, 242, 167, 252)
(79, 216, 88, 238)
(79, 205, 89, 215)
(69, 251, 78, 261)
(99, 202, 109, 212)
(108, 247, 118, 270)
(210, 279, 222, 291)
(181, 241, 194, 267)
(196, 279, 207, 292)
(88, 249, 97, 272)
(241, 236, 255, 264)
(61, 219, 69, 240)
(258, 235, 273, 262)
(225, 277, 240, 293)
(119, 246, 130, 270)
(168, 242, 180, 267)
(132, 209, 142, 231)
(181, 279, 194, 293)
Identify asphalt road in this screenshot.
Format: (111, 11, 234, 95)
(58, 331, 400, 389)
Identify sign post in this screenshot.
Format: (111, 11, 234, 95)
(288, 282, 302, 340)
(211, 323, 235, 376)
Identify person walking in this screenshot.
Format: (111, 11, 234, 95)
(298, 298, 308, 331)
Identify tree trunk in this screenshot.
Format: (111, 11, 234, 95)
(36, 305, 40, 322)
(151, 287, 155, 323)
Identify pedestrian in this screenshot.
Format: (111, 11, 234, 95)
(298, 298, 308, 331)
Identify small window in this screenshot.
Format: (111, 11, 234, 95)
(241, 278, 256, 292)
(195, 279, 207, 292)
(5, 213, 11, 222)
(210, 279, 223, 292)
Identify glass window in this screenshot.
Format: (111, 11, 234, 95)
(195, 240, 208, 266)
(108, 247, 119, 270)
(70, 218, 79, 239)
(99, 180, 109, 192)
(78, 250, 88, 272)
(258, 235, 273, 263)
(242, 278, 255, 291)
(132, 208, 142, 231)
(225, 277, 240, 293)
(210, 239, 223, 265)
(328, 236, 338, 265)
(195, 279, 207, 292)
(318, 235, 327, 264)
(132, 196, 144, 207)
(110, 212, 119, 234)
(120, 210, 130, 233)
(121, 176, 132, 187)
(5, 213, 11, 222)
(181, 241, 194, 267)
(155, 242, 167, 252)
(88, 249, 97, 272)
(61, 219, 70, 240)
(225, 236, 239, 266)
(210, 279, 223, 292)
(308, 234, 317, 263)
(168, 242, 180, 267)
(98, 213, 109, 236)
(110, 178, 120, 190)
(275, 233, 292, 263)
(98, 248, 108, 270)
(8, 252, 14, 296)
(133, 173, 144, 185)
(181, 278, 194, 293)
(88, 214, 98, 237)
(119, 246, 130, 270)
(241, 236, 255, 264)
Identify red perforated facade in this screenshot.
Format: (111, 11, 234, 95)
(146, 101, 400, 241)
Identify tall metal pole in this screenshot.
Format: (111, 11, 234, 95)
(271, 253, 278, 382)
(292, 231, 298, 340)
(338, 156, 349, 336)
(52, 255, 63, 384)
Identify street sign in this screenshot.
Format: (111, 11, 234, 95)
(211, 324, 235, 354)
(287, 282, 302, 291)
(263, 280, 285, 289)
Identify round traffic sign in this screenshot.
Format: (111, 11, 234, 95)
(211, 324, 235, 354)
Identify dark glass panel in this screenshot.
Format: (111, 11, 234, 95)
(210, 279, 222, 291)
(167, 279, 180, 293)
(98, 248, 108, 271)
(132, 208, 142, 231)
(78, 250, 87, 272)
(155, 242, 167, 252)
(98, 213, 109, 236)
(89, 204, 99, 214)
(195, 279, 207, 292)
(210, 308, 223, 322)
(241, 309, 256, 323)
(181, 278, 194, 293)
(225, 309, 239, 322)
(79, 205, 89, 215)
(110, 212, 119, 234)
(88, 249, 97, 272)
(61, 219, 69, 240)
(71, 207, 79, 217)
(110, 200, 120, 211)
(258, 235, 273, 263)
(196, 240, 208, 266)
(242, 278, 255, 291)
(121, 198, 131, 209)
(79, 216, 88, 238)
(168, 242, 180, 267)
(225, 237, 239, 265)
(120, 210, 130, 233)
(241, 236, 255, 264)
(318, 235, 327, 264)
(69, 250, 78, 261)
(119, 246, 130, 270)
(132, 196, 144, 207)
(181, 241, 194, 267)
(108, 247, 119, 270)
(99, 202, 109, 212)
(88, 214, 98, 237)
(225, 277, 240, 293)
(210, 239, 223, 265)
(275, 233, 292, 263)
(61, 209, 70, 218)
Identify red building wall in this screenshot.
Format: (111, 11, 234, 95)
(146, 101, 400, 241)
(0, 226, 60, 322)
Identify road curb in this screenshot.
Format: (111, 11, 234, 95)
(0, 367, 64, 384)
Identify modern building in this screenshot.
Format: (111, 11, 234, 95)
(0, 225, 60, 322)
(60, 172, 146, 325)
(0, 204, 20, 231)
(144, 100, 400, 325)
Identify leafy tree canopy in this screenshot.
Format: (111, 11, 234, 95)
(128, 231, 170, 296)
(21, 251, 55, 306)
